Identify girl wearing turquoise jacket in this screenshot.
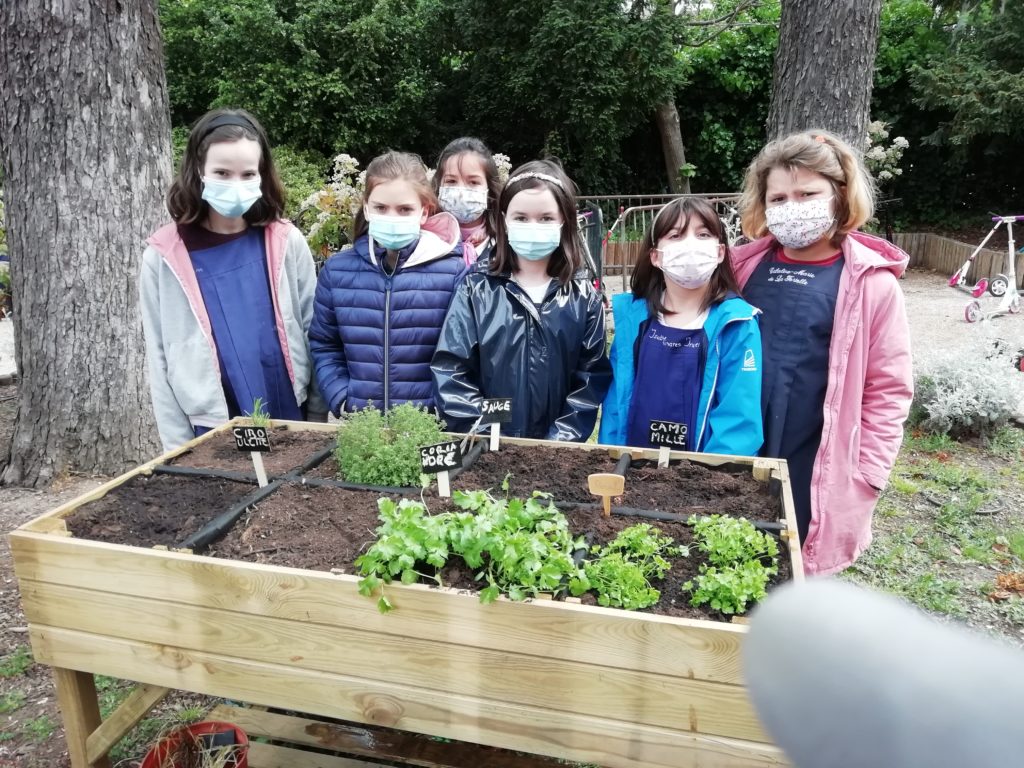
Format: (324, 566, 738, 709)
(599, 198, 763, 455)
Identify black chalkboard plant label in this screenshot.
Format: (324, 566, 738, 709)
(480, 398, 512, 450)
(649, 420, 687, 467)
(420, 440, 463, 498)
(238, 398, 272, 486)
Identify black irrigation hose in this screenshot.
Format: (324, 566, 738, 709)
(152, 464, 259, 484)
(178, 479, 284, 552)
(288, 476, 417, 494)
(613, 452, 632, 475)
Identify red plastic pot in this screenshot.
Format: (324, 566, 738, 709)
(140, 721, 249, 768)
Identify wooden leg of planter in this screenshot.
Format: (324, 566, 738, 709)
(86, 683, 170, 765)
(53, 667, 111, 768)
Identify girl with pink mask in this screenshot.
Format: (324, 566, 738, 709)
(600, 197, 763, 456)
(732, 130, 913, 576)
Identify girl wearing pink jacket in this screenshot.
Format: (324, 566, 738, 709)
(733, 130, 913, 576)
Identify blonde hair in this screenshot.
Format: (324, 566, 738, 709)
(353, 151, 439, 238)
(739, 130, 876, 247)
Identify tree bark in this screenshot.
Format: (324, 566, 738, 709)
(0, 0, 171, 486)
(767, 0, 883, 146)
(655, 99, 692, 194)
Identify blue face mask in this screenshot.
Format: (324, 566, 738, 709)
(202, 177, 263, 219)
(368, 214, 421, 251)
(506, 221, 562, 261)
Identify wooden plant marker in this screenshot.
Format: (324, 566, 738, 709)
(233, 425, 271, 487)
(420, 440, 463, 498)
(588, 473, 625, 518)
(648, 419, 687, 468)
(481, 397, 513, 451)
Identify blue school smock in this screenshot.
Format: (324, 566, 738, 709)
(600, 293, 763, 455)
(742, 252, 844, 541)
(189, 227, 303, 427)
(625, 319, 706, 450)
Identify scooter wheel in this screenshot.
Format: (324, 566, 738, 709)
(1008, 295, 1021, 315)
(964, 300, 983, 323)
(989, 275, 1009, 297)
(971, 279, 989, 298)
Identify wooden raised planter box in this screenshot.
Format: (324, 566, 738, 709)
(9, 419, 803, 768)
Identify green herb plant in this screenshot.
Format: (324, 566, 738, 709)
(335, 404, 445, 487)
(683, 515, 778, 615)
(571, 524, 688, 610)
(356, 490, 586, 611)
(245, 397, 271, 428)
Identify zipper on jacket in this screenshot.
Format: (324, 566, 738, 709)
(383, 275, 392, 411)
(695, 315, 752, 450)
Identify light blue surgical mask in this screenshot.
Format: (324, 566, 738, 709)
(201, 177, 263, 219)
(367, 214, 421, 251)
(506, 221, 562, 261)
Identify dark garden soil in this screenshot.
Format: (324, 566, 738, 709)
(206, 484, 398, 572)
(623, 459, 781, 521)
(172, 429, 333, 476)
(450, 444, 621, 502)
(203, 479, 791, 621)
(65, 474, 254, 548)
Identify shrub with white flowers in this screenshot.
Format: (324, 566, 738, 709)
(863, 121, 909, 186)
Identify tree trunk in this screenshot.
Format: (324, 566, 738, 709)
(655, 99, 692, 194)
(0, 0, 171, 487)
(767, 0, 883, 147)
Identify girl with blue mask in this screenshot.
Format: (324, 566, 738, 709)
(140, 108, 326, 450)
(308, 151, 465, 415)
(431, 160, 611, 441)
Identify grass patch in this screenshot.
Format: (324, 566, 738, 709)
(0, 646, 32, 678)
(984, 425, 1024, 461)
(0, 691, 26, 714)
(23, 715, 56, 742)
(1008, 530, 1024, 562)
(905, 431, 958, 454)
(889, 475, 919, 495)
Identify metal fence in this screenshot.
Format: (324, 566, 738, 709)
(577, 193, 741, 292)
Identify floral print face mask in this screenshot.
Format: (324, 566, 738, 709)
(765, 197, 835, 249)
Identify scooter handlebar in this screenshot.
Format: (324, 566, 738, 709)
(991, 215, 1024, 222)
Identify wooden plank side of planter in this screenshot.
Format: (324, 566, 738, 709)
(10, 532, 746, 685)
(19, 580, 764, 741)
(30, 626, 786, 768)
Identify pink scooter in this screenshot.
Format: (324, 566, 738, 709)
(949, 215, 1023, 322)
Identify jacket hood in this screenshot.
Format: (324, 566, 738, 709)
(732, 232, 909, 280)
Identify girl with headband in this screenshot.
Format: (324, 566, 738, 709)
(599, 197, 763, 456)
(431, 159, 611, 440)
(140, 108, 325, 450)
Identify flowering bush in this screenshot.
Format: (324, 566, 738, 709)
(863, 121, 909, 187)
(910, 353, 1024, 439)
(299, 152, 512, 261)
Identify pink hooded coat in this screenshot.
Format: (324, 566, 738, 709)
(731, 232, 913, 575)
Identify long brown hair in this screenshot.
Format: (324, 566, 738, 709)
(167, 108, 286, 226)
(631, 197, 740, 316)
(352, 151, 438, 239)
(490, 159, 582, 285)
(432, 137, 502, 241)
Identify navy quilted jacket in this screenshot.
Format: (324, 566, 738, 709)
(309, 213, 466, 415)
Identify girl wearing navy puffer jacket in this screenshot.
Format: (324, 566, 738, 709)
(308, 151, 465, 415)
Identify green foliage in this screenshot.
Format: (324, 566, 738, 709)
(689, 514, 778, 567)
(246, 397, 271, 428)
(0, 691, 25, 715)
(573, 523, 688, 610)
(0, 646, 33, 678)
(910, 356, 1023, 439)
(24, 715, 56, 742)
(684, 515, 778, 615)
(273, 145, 328, 219)
(356, 491, 586, 611)
(685, 559, 774, 615)
(335, 404, 445, 488)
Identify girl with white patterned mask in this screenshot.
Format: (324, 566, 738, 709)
(731, 130, 913, 579)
